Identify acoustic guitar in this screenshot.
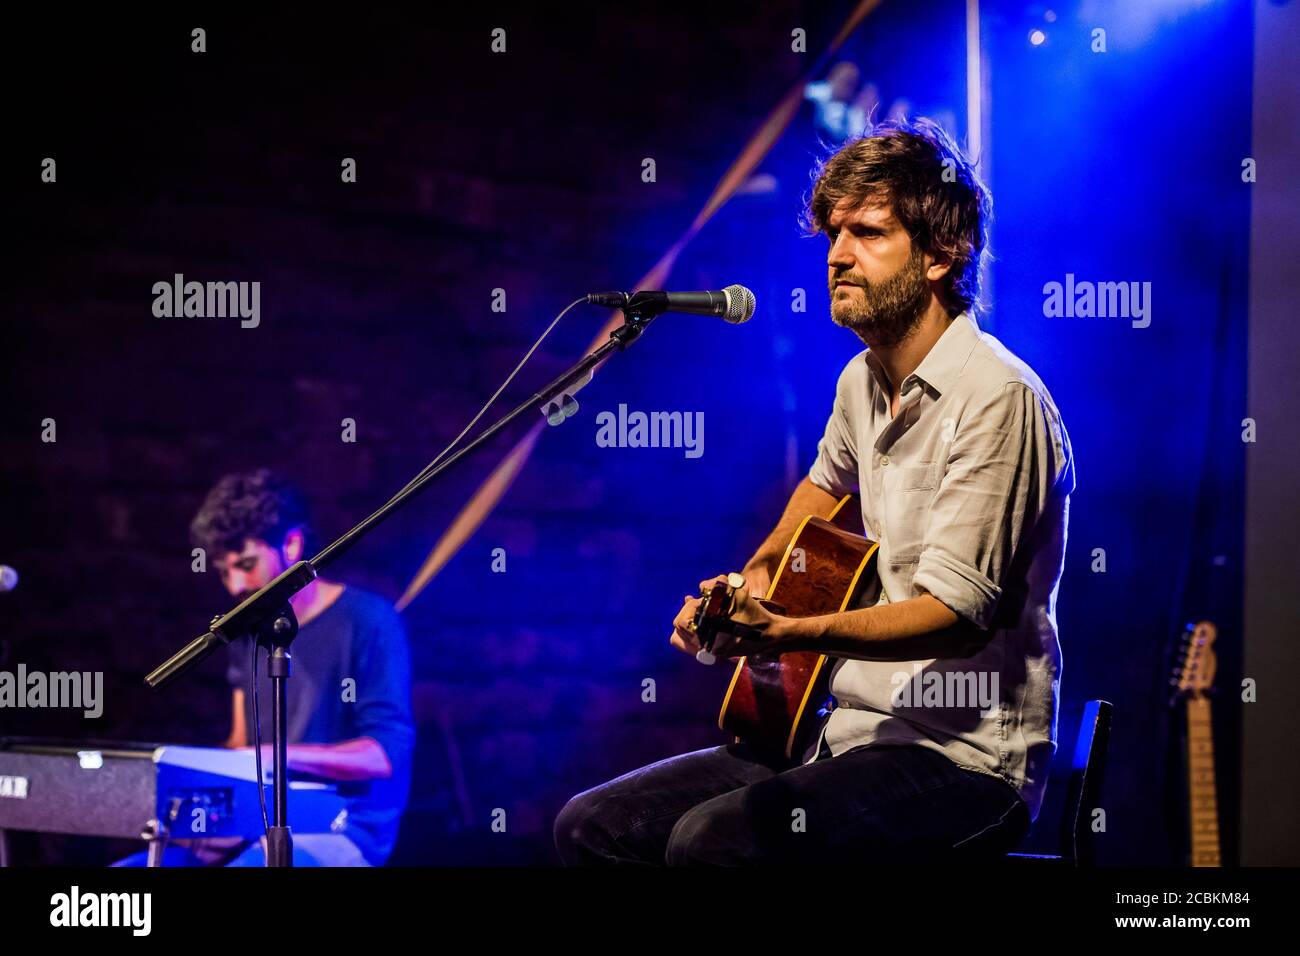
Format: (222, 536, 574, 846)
(693, 495, 880, 758)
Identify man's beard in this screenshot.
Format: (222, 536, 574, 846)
(829, 247, 931, 347)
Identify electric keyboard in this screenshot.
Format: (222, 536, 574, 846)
(0, 737, 352, 842)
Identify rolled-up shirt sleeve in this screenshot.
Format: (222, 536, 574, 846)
(913, 380, 1071, 630)
(808, 361, 862, 498)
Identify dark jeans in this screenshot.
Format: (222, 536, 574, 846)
(554, 742, 1030, 865)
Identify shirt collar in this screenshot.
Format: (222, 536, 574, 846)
(862, 311, 980, 399)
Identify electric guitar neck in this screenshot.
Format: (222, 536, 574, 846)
(1173, 620, 1221, 867)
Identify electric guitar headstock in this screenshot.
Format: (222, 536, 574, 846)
(1170, 620, 1218, 704)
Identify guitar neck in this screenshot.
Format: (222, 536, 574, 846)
(1185, 696, 1221, 867)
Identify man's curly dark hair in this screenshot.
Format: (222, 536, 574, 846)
(802, 117, 992, 316)
(190, 469, 315, 557)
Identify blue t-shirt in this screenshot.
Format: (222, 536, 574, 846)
(227, 586, 414, 865)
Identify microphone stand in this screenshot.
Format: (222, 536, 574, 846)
(144, 307, 660, 865)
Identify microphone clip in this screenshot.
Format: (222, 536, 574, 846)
(540, 369, 593, 426)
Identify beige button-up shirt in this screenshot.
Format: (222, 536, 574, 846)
(807, 311, 1074, 821)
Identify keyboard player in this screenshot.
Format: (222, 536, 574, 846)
(116, 469, 415, 867)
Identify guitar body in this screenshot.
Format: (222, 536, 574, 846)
(717, 496, 879, 759)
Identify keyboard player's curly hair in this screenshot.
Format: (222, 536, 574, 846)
(190, 468, 315, 558)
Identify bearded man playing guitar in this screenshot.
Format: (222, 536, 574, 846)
(555, 118, 1074, 866)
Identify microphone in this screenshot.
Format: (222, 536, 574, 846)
(587, 284, 755, 324)
(0, 565, 17, 593)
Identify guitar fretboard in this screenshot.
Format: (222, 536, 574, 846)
(1186, 696, 1221, 867)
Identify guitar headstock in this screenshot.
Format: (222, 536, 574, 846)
(1171, 620, 1218, 701)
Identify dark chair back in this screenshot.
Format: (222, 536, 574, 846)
(1059, 699, 1112, 865)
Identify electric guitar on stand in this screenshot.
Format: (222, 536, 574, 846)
(693, 495, 881, 759)
(1171, 620, 1221, 867)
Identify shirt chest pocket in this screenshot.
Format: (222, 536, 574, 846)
(877, 463, 937, 569)
(896, 463, 936, 493)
